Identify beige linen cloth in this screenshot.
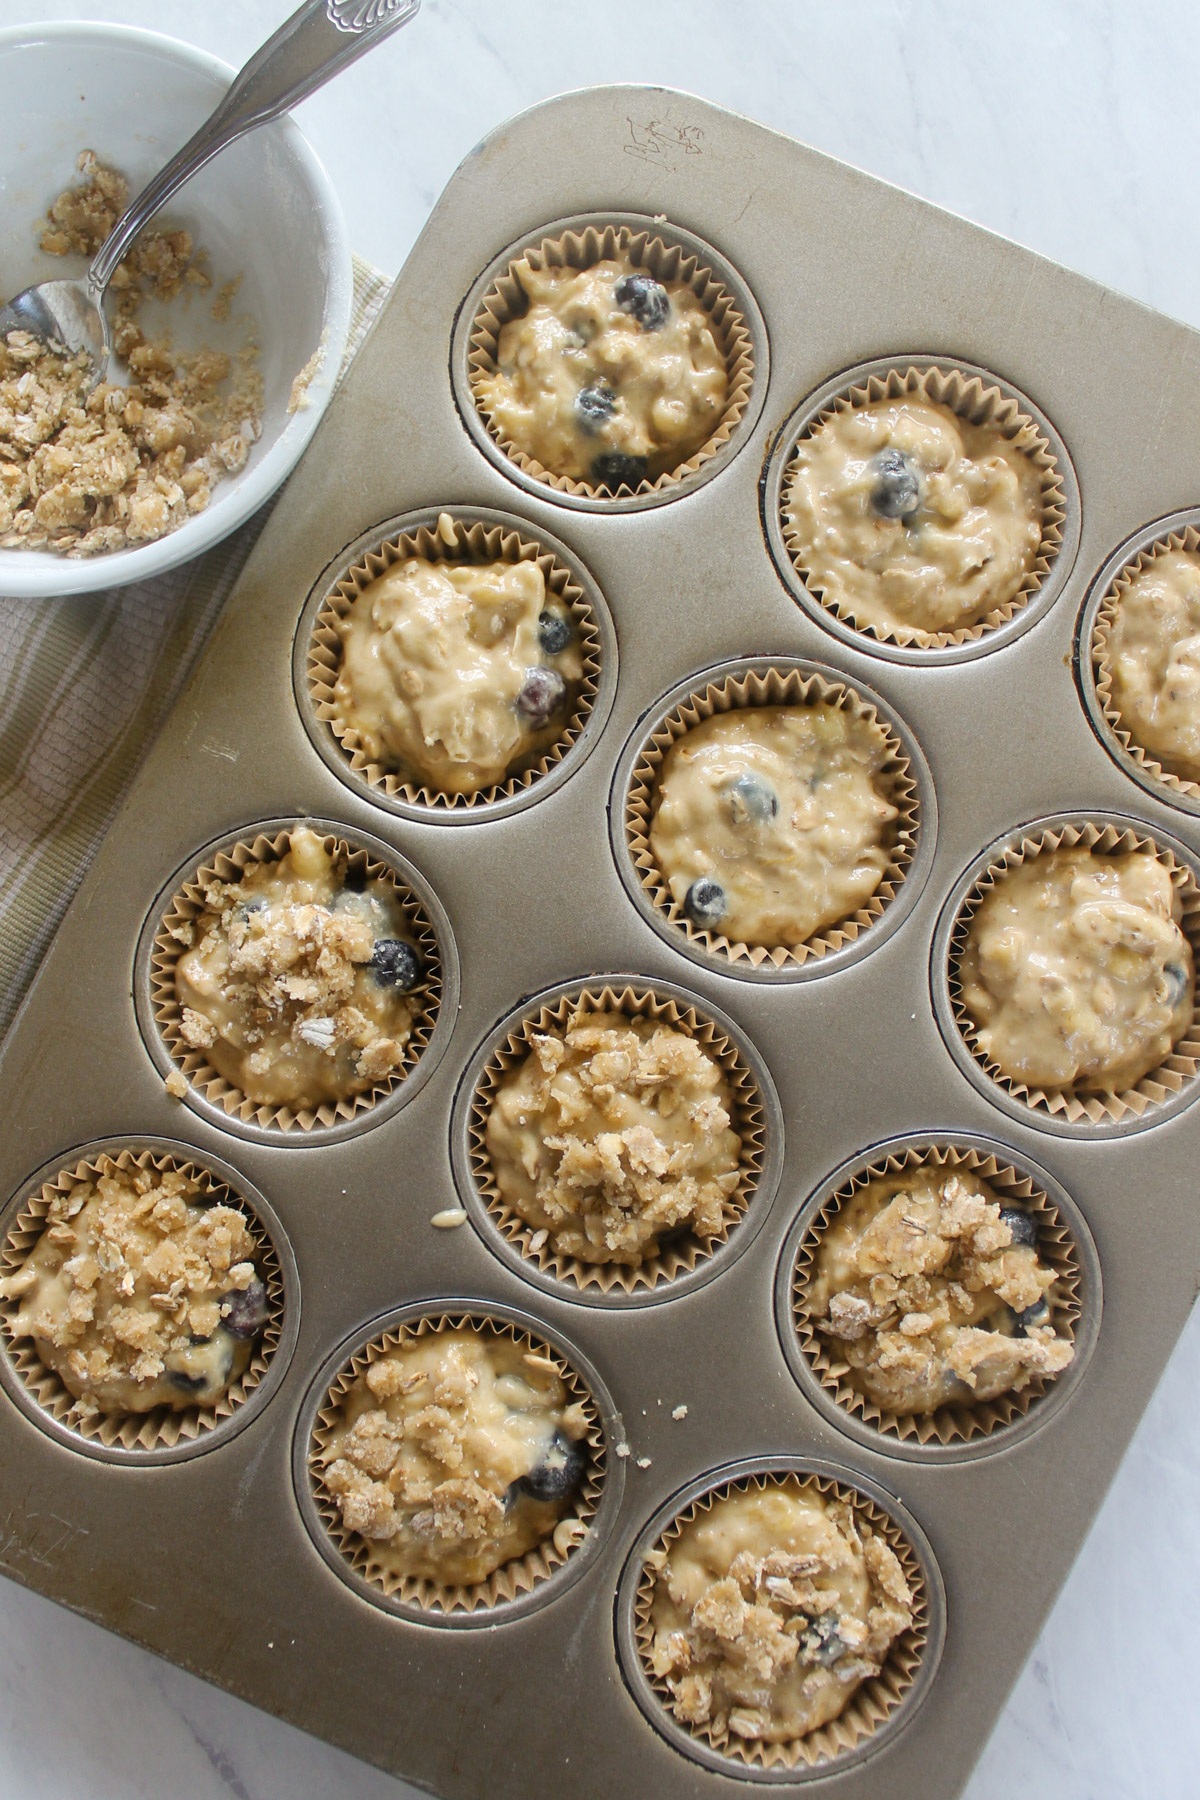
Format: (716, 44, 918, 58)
(0, 254, 390, 1039)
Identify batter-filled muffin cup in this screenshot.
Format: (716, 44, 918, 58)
(466, 221, 756, 501)
(945, 820, 1200, 1126)
(780, 364, 1068, 649)
(467, 983, 768, 1296)
(149, 824, 443, 1132)
(628, 1466, 936, 1775)
(788, 1143, 1085, 1449)
(624, 665, 921, 971)
(306, 1312, 606, 1615)
(306, 512, 604, 809)
(0, 1146, 285, 1455)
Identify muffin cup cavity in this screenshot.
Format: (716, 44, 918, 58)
(0, 1141, 296, 1462)
(618, 659, 931, 979)
(618, 1459, 943, 1781)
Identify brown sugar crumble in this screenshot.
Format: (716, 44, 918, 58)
(0, 151, 262, 557)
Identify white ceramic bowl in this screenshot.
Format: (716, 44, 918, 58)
(0, 22, 353, 598)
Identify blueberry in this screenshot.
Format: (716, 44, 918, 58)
(371, 938, 422, 992)
(683, 877, 728, 930)
(165, 1338, 233, 1394)
(1164, 961, 1191, 1007)
(515, 1431, 586, 1503)
(1012, 1297, 1051, 1337)
(870, 448, 921, 520)
(998, 1206, 1038, 1249)
(167, 1367, 210, 1395)
(234, 897, 268, 923)
(538, 609, 573, 657)
(339, 863, 368, 894)
(516, 667, 567, 728)
(575, 382, 616, 435)
(797, 1611, 845, 1668)
(726, 773, 778, 826)
(220, 1278, 270, 1341)
(590, 451, 648, 492)
(614, 272, 670, 330)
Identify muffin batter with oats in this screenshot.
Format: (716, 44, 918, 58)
(647, 1481, 913, 1745)
(959, 847, 1194, 1093)
(475, 256, 728, 490)
(784, 397, 1043, 638)
(1105, 549, 1200, 781)
(320, 1328, 590, 1587)
(0, 1163, 269, 1415)
(648, 705, 899, 949)
(173, 827, 423, 1109)
(334, 534, 583, 795)
(807, 1168, 1073, 1416)
(485, 1013, 743, 1266)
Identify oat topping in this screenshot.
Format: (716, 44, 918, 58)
(0, 1162, 268, 1415)
(807, 1168, 1074, 1417)
(484, 1011, 743, 1266)
(649, 1482, 913, 1745)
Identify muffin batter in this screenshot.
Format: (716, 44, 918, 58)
(334, 545, 583, 794)
(174, 827, 423, 1108)
(0, 1162, 268, 1415)
(648, 1481, 913, 1745)
(807, 1168, 1073, 1416)
(784, 397, 1043, 637)
(475, 257, 728, 490)
(1105, 549, 1200, 781)
(484, 1013, 743, 1266)
(320, 1328, 590, 1586)
(959, 847, 1193, 1093)
(648, 706, 899, 948)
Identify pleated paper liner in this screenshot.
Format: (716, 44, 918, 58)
(467, 221, 755, 499)
(0, 1147, 284, 1455)
(1091, 525, 1200, 805)
(150, 826, 443, 1132)
(779, 364, 1068, 649)
(631, 1469, 932, 1775)
(790, 1143, 1082, 1448)
(468, 983, 766, 1295)
(307, 1312, 605, 1616)
(947, 819, 1200, 1126)
(306, 513, 603, 810)
(625, 666, 920, 971)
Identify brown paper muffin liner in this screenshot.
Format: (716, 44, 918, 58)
(468, 983, 766, 1294)
(0, 1147, 284, 1453)
(633, 1468, 930, 1773)
(467, 223, 755, 499)
(150, 826, 443, 1132)
(307, 1312, 606, 1615)
(947, 820, 1200, 1124)
(306, 515, 603, 809)
(625, 667, 920, 969)
(790, 1143, 1082, 1447)
(1091, 526, 1200, 802)
(780, 364, 1068, 649)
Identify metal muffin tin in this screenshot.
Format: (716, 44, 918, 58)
(2, 84, 1200, 1800)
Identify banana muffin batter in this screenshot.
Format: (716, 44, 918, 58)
(173, 827, 423, 1109)
(484, 1012, 743, 1267)
(647, 1480, 914, 1745)
(1105, 549, 1200, 781)
(648, 705, 899, 948)
(475, 256, 728, 490)
(0, 1162, 269, 1415)
(334, 540, 583, 795)
(959, 847, 1193, 1093)
(320, 1328, 591, 1587)
(784, 397, 1044, 638)
(806, 1168, 1073, 1416)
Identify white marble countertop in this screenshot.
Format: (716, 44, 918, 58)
(3, 3, 1200, 1796)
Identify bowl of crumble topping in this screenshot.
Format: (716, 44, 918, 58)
(0, 22, 353, 597)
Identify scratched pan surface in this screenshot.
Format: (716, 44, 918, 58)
(2, 84, 1200, 1800)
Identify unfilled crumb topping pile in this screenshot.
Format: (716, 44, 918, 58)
(649, 1483, 913, 1746)
(807, 1169, 1073, 1417)
(1106, 548, 1200, 781)
(484, 1012, 743, 1266)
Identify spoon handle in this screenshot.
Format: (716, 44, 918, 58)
(87, 0, 420, 295)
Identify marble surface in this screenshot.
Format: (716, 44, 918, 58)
(3, 2, 1200, 1796)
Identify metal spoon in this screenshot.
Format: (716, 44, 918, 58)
(0, 0, 420, 381)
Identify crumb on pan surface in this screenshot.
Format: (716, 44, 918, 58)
(1105, 549, 1200, 781)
